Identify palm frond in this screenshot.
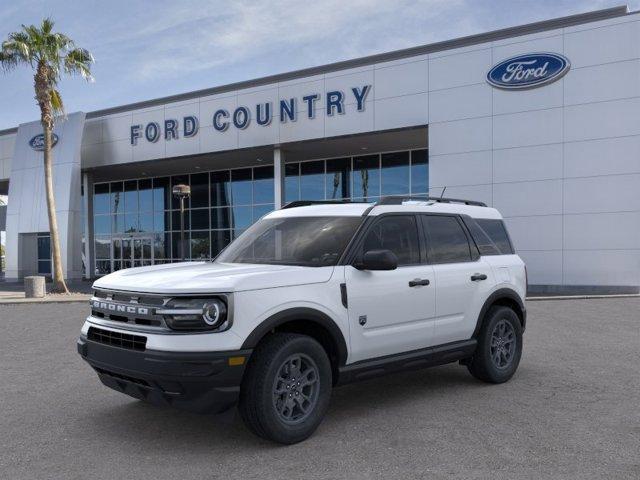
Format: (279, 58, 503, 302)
(64, 47, 94, 81)
(50, 88, 64, 116)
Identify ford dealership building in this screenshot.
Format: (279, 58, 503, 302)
(0, 6, 638, 294)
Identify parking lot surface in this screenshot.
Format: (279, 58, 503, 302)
(1, 298, 639, 479)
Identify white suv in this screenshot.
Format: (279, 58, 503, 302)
(78, 196, 527, 444)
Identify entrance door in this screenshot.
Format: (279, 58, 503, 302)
(112, 235, 154, 271)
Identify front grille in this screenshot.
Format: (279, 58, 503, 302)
(90, 289, 168, 330)
(88, 326, 147, 351)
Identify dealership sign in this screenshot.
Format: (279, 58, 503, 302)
(130, 85, 372, 146)
(29, 133, 59, 151)
(487, 53, 570, 90)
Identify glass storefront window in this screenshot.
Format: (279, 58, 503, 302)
(300, 161, 324, 200)
(411, 149, 429, 194)
(231, 169, 252, 206)
(253, 166, 274, 204)
(326, 158, 351, 200)
(284, 163, 299, 202)
(94, 183, 110, 214)
(153, 177, 170, 211)
(138, 179, 153, 212)
(190, 173, 209, 208)
(91, 148, 428, 275)
(381, 151, 410, 195)
(211, 171, 231, 207)
(111, 182, 123, 215)
(353, 154, 380, 201)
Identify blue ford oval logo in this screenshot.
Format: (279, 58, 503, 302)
(487, 53, 570, 90)
(29, 133, 59, 151)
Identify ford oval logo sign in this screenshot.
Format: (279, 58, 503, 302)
(487, 53, 570, 90)
(29, 133, 59, 151)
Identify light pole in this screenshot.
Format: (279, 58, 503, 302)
(172, 184, 191, 261)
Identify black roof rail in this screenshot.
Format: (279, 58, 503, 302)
(376, 195, 487, 207)
(281, 200, 357, 209)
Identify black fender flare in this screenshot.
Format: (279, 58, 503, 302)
(472, 288, 526, 338)
(241, 307, 349, 366)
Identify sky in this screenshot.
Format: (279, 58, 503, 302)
(0, 0, 638, 130)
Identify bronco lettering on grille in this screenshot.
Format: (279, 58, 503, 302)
(91, 300, 150, 316)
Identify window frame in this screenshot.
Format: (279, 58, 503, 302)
(420, 213, 480, 265)
(345, 213, 427, 268)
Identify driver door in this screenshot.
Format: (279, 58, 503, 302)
(345, 214, 436, 363)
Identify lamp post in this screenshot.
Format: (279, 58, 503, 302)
(172, 184, 191, 261)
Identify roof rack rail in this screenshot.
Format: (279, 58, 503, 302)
(376, 195, 487, 207)
(281, 199, 356, 209)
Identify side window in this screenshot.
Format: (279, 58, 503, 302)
(422, 215, 472, 264)
(463, 217, 501, 256)
(361, 216, 420, 266)
(476, 219, 514, 255)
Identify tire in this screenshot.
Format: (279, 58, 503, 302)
(467, 306, 523, 384)
(238, 333, 332, 444)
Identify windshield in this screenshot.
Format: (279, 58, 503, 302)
(216, 216, 362, 267)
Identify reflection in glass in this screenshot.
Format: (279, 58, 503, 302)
(411, 149, 429, 194)
(95, 236, 110, 258)
(253, 204, 274, 221)
(94, 215, 110, 235)
(231, 169, 252, 205)
(139, 213, 153, 232)
(191, 231, 210, 259)
(111, 182, 123, 215)
(138, 179, 153, 212)
(211, 171, 231, 208)
(190, 173, 209, 208)
(191, 208, 209, 230)
(94, 183, 110, 214)
(353, 155, 380, 201)
(381, 151, 410, 195)
(326, 158, 350, 199)
(253, 166, 274, 204)
(300, 161, 324, 200)
(124, 180, 138, 212)
(153, 177, 170, 211)
(212, 230, 232, 256)
(172, 210, 190, 231)
(285, 163, 299, 202)
(232, 206, 252, 229)
(211, 207, 231, 230)
(124, 213, 138, 233)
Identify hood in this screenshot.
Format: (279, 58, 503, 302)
(92, 261, 335, 294)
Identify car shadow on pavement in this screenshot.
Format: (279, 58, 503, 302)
(84, 363, 486, 449)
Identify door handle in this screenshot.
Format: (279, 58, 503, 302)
(409, 278, 430, 287)
(471, 273, 488, 281)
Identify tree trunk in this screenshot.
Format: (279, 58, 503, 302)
(35, 65, 68, 294)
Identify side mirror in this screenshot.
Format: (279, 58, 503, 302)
(355, 249, 398, 271)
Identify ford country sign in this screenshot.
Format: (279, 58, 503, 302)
(29, 133, 59, 151)
(487, 53, 570, 90)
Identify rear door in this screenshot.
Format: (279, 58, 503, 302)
(420, 215, 494, 345)
(345, 214, 436, 363)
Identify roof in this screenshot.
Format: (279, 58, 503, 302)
(0, 5, 630, 137)
(267, 199, 503, 219)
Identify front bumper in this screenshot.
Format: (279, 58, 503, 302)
(77, 335, 252, 414)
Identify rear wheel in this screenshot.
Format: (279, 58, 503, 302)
(467, 306, 522, 383)
(238, 333, 332, 444)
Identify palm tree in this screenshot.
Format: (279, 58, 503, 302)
(0, 18, 93, 293)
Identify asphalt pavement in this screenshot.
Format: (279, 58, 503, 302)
(0, 298, 638, 479)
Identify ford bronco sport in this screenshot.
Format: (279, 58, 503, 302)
(78, 196, 527, 444)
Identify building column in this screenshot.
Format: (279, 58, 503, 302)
(82, 172, 94, 279)
(273, 147, 286, 209)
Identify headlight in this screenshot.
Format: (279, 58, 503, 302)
(158, 297, 230, 332)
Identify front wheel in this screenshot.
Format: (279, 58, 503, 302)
(467, 306, 523, 383)
(238, 333, 332, 444)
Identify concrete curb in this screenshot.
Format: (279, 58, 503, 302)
(526, 294, 640, 301)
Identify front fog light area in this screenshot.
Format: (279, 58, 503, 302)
(160, 298, 229, 331)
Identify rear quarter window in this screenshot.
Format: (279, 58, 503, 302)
(465, 218, 514, 255)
